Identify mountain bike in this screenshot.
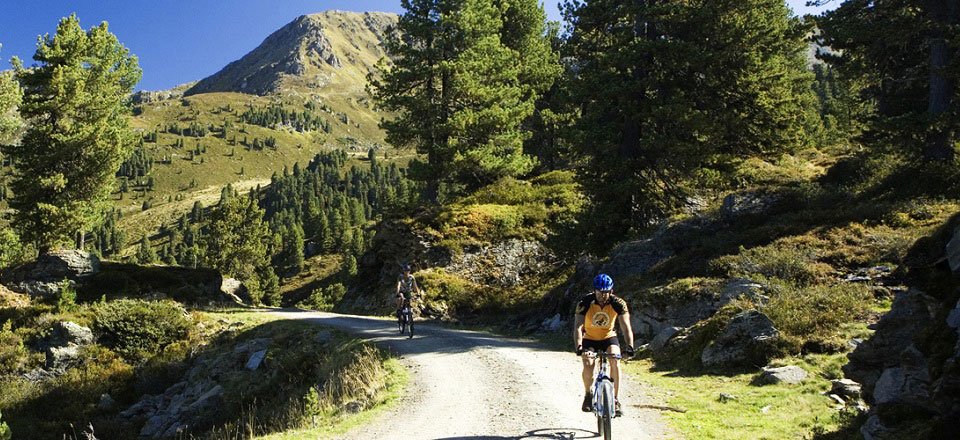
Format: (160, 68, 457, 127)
(587, 350, 619, 440)
(398, 297, 414, 339)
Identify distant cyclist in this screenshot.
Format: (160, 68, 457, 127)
(574, 273, 635, 416)
(395, 263, 421, 317)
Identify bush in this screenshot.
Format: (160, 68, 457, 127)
(0, 322, 33, 374)
(712, 243, 833, 286)
(298, 283, 346, 311)
(764, 280, 872, 352)
(93, 299, 192, 362)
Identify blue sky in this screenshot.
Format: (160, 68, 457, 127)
(0, 1, 837, 91)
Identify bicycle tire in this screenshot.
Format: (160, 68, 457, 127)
(601, 389, 612, 440)
(408, 314, 414, 339)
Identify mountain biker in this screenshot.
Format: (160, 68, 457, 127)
(574, 273, 635, 416)
(395, 263, 421, 318)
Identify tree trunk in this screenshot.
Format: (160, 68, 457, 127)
(924, 0, 959, 161)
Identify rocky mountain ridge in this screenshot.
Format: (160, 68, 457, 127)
(185, 11, 397, 96)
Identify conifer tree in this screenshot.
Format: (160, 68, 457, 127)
(0, 44, 22, 145)
(816, 0, 959, 161)
(136, 236, 156, 264)
(565, 0, 815, 251)
(371, 0, 559, 201)
(8, 15, 141, 251)
(202, 194, 276, 304)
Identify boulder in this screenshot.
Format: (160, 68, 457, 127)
(720, 191, 782, 218)
(649, 326, 682, 352)
(601, 238, 673, 281)
(98, 394, 116, 411)
(49, 321, 94, 347)
(860, 414, 893, 440)
(540, 313, 563, 332)
(844, 289, 936, 397)
(947, 299, 960, 329)
(445, 239, 555, 288)
(872, 346, 931, 407)
(634, 278, 768, 339)
(220, 277, 248, 303)
(701, 310, 779, 369)
(755, 365, 808, 385)
(831, 379, 863, 400)
(2, 250, 99, 298)
(45, 345, 81, 370)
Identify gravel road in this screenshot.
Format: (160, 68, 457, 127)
(271, 309, 678, 440)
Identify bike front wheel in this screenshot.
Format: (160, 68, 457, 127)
(408, 314, 414, 339)
(601, 383, 613, 439)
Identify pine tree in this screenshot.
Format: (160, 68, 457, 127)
(371, 0, 559, 201)
(565, 0, 815, 251)
(136, 236, 156, 264)
(202, 195, 274, 304)
(0, 44, 22, 145)
(816, 0, 958, 161)
(8, 15, 141, 251)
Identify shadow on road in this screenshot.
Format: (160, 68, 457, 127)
(433, 427, 597, 439)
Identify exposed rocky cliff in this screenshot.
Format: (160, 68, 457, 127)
(184, 11, 397, 96)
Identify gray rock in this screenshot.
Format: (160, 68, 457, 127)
(344, 401, 364, 413)
(187, 385, 224, 412)
(245, 350, 267, 371)
(139, 414, 168, 438)
(161, 422, 186, 439)
(701, 310, 779, 369)
(844, 289, 936, 397)
(860, 414, 893, 440)
(634, 278, 768, 340)
(831, 379, 862, 400)
(947, 225, 960, 274)
(1, 250, 99, 298)
(50, 321, 94, 346)
(445, 239, 555, 288)
(541, 313, 563, 332)
(721, 191, 782, 218)
(872, 346, 930, 407)
(756, 366, 807, 385)
(45, 345, 81, 370)
(220, 277, 248, 303)
(314, 330, 333, 344)
(649, 326, 682, 352)
(601, 238, 673, 281)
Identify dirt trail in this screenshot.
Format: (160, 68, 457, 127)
(271, 310, 679, 440)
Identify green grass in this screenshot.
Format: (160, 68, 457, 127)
(254, 357, 408, 440)
(628, 354, 851, 440)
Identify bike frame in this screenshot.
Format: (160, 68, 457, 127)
(589, 351, 619, 418)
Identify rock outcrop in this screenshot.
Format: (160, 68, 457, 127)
(1, 250, 100, 298)
(701, 310, 780, 369)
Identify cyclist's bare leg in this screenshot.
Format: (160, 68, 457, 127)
(580, 353, 596, 394)
(608, 345, 622, 398)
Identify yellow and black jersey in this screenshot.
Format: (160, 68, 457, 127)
(576, 293, 628, 341)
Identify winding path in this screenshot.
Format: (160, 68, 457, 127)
(270, 310, 678, 440)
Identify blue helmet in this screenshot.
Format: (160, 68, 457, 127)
(593, 273, 613, 291)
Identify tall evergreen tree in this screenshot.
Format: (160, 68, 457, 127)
(565, 0, 815, 251)
(0, 44, 22, 145)
(816, 0, 959, 161)
(371, 0, 559, 201)
(202, 193, 277, 304)
(7, 15, 141, 251)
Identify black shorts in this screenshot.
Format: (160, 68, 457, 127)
(582, 337, 619, 353)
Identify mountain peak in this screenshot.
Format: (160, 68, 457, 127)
(185, 10, 397, 96)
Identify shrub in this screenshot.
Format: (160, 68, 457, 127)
(93, 299, 192, 362)
(298, 283, 346, 311)
(712, 243, 833, 286)
(763, 280, 872, 353)
(0, 322, 33, 374)
(54, 279, 77, 313)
